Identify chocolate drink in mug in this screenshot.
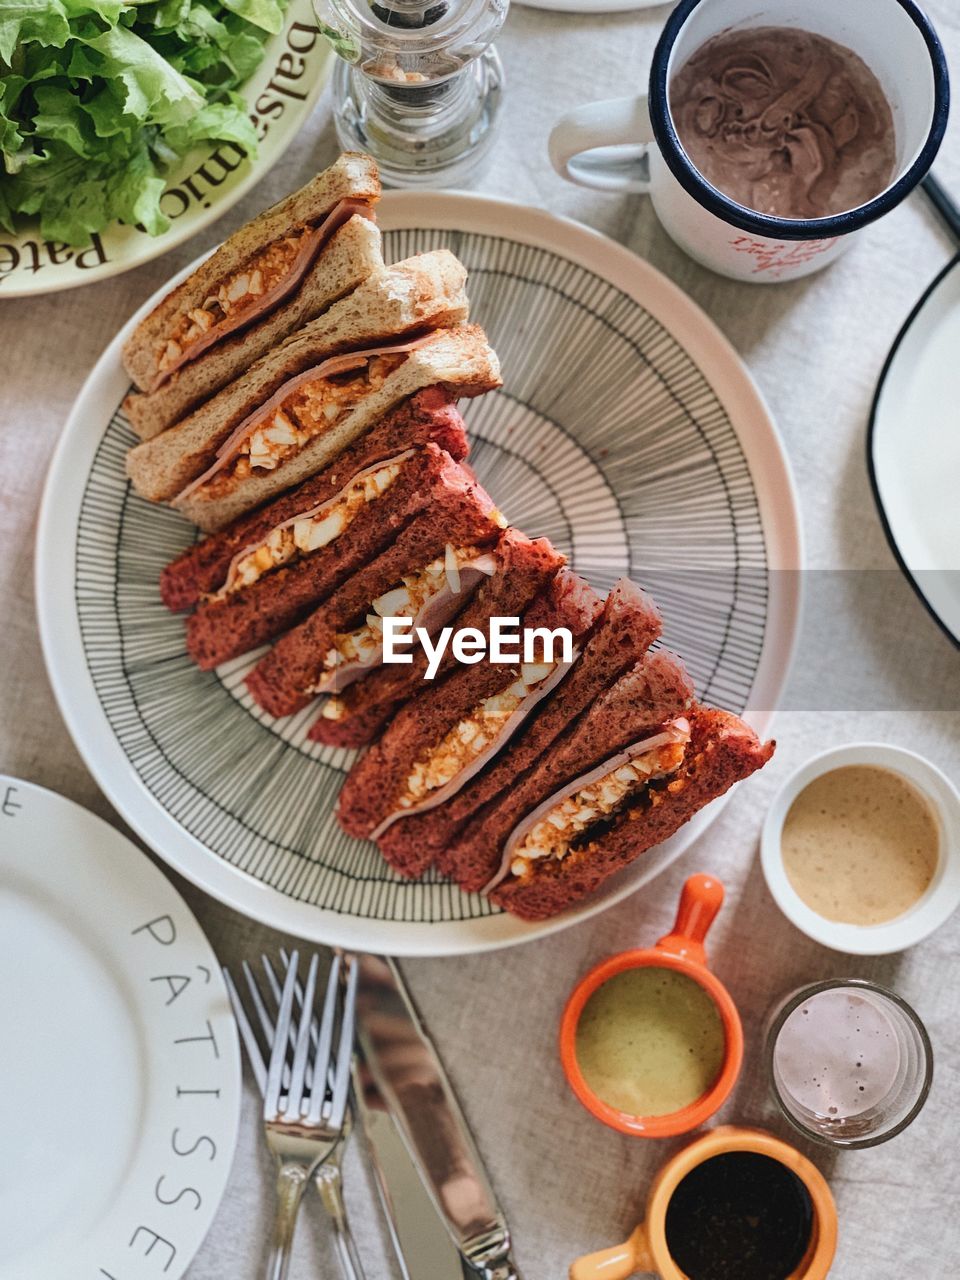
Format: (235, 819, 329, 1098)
(670, 26, 896, 220)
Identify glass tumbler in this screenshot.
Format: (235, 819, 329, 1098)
(765, 979, 933, 1149)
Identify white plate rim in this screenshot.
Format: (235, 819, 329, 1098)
(0, 774, 241, 1279)
(37, 189, 803, 957)
(867, 250, 960, 648)
(0, 0, 332, 299)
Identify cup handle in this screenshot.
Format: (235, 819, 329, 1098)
(655, 874, 725, 967)
(549, 97, 654, 194)
(569, 1224, 655, 1279)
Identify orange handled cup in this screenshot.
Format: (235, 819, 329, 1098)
(559, 874, 742, 1137)
(569, 1126, 838, 1280)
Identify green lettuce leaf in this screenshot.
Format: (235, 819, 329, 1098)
(219, 0, 283, 36)
(0, 0, 70, 65)
(81, 25, 204, 123)
(0, 0, 288, 243)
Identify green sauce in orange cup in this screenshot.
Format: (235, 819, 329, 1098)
(559, 875, 743, 1138)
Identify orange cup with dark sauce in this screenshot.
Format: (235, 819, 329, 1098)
(560, 875, 743, 1138)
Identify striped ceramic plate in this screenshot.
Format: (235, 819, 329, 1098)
(37, 192, 801, 956)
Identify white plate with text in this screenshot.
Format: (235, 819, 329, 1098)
(0, 776, 240, 1280)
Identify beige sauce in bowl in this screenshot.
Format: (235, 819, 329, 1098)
(782, 766, 939, 926)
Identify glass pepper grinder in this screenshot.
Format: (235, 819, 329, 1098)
(313, 0, 508, 187)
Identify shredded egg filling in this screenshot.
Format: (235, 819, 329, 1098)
(158, 231, 309, 373)
(239, 353, 407, 478)
(400, 663, 557, 805)
(214, 460, 403, 599)
(317, 544, 489, 682)
(509, 740, 688, 879)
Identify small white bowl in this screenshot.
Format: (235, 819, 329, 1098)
(761, 743, 960, 955)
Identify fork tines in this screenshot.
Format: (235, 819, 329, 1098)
(224, 950, 358, 1134)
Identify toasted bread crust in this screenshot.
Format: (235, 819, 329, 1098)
(160, 390, 469, 612)
(492, 709, 775, 919)
(124, 217, 384, 439)
(122, 154, 381, 390)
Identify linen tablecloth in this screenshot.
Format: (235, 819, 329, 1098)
(3, 3, 960, 1275)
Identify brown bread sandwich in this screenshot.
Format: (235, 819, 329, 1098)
(126, 253, 498, 530)
(307, 529, 569, 749)
(368, 579, 664, 875)
(123, 153, 383, 439)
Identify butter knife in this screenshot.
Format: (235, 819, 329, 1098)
(352, 1043, 469, 1279)
(353, 954, 523, 1280)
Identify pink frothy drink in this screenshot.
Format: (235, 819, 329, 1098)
(773, 988, 901, 1119)
(766, 980, 932, 1148)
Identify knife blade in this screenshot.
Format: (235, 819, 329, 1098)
(353, 954, 523, 1280)
(352, 1042, 470, 1279)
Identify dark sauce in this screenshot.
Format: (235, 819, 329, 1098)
(664, 1152, 814, 1280)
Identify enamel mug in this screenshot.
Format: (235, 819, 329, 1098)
(549, 0, 950, 282)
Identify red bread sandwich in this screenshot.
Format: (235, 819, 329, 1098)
(444, 664, 773, 919)
(307, 529, 568, 749)
(245, 472, 511, 718)
(178, 437, 485, 671)
(161, 389, 470, 614)
(367, 579, 664, 875)
(335, 569, 602, 875)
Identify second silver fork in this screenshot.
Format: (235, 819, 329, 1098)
(225, 951, 363, 1280)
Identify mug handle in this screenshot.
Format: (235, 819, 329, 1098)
(549, 97, 654, 194)
(655, 874, 725, 968)
(569, 1224, 654, 1280)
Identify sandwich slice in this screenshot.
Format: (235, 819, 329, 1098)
(125, 252, 496, 530)
(444, 664, 773, 919)
(123, 153, 383, 439)
(308, 529, 569, 749)
(182, 440, 479, 671)
(160, 388, 470, 613)
(335, 569, 602, 877)
(244, 469, 508, 718)
(373, 578, 664, 873)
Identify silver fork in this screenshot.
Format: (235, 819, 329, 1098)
(226, 951, 359, 1280)
(223, 952, 366, 1280)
